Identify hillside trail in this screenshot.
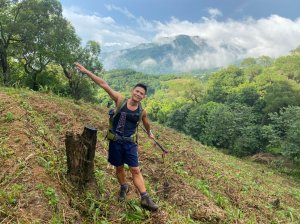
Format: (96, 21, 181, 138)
(1, 89, 300, 223)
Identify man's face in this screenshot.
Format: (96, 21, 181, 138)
(131, 87, 146, 102)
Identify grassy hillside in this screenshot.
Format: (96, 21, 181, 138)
(0, 87, 300, 223)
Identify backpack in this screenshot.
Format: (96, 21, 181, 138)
(106, 98, 144, 143)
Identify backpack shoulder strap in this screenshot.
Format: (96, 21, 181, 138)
(113, 97, 127, 119)
(138, 103, 144, 123)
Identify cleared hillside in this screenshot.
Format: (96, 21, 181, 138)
(0, 87, 300, 223)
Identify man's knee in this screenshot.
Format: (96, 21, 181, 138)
(116, 165, 125, 174)
(129, 167, 141, 176)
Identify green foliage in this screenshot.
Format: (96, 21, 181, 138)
(230, 104, 263, 156)
(15, 0, 74, 90)
(123, 199, 149, 223)
(63, 41, 103, 101)
(0, 184, 24, 206)
(166, 103, 193, 131)
(0, 0, 102, 102)
(263, 80, 300, 114)
(226, 83, 261, 107)
(38, 184, 59, 208)
(195, 179, 211, 197)
(273, 54, 300, 83)
(205, 65, 246, 103)
(263, 106, 300, 161)
(103, 69, 160, 96)
(4, 111, 14, 122)
(201, 103, 235, 148)
(183, 101, 219, 140)
(142, 49, 300, 161)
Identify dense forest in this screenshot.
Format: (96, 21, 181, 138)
(144, 54, 300, 164)
(1, 0, 300, 174)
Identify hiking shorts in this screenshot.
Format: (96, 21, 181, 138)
(108, 140, 139, 167)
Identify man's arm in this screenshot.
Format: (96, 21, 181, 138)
(74, 62, 122, 104)
(142, 110, 154, 139)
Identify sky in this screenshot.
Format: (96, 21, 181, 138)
(59, 0, 300, 61)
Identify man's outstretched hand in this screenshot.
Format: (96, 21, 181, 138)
(74, 62, 88, 74)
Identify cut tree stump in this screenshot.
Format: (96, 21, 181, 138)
(65, 126, 97, 189)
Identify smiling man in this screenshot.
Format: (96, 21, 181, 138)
(74, 62, 159, 211)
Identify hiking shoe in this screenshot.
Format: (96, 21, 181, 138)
(118, 185, 129, 202)
(141, 195, 159, 211)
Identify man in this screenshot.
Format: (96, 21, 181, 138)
(74, 62, 159, 211)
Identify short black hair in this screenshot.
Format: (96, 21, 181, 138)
(134, 83, 148, 94)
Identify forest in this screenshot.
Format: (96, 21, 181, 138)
(1, 0, 300, 173)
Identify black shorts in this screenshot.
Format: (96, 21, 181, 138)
(108, 140, 139, 167)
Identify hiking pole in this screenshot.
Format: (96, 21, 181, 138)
(140, 125, 169, 154)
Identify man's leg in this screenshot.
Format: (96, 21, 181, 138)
(129, 167, 158, 211)
(125, 143, 158, 211)
(108, 141, 129, 201)
(129, 167, 146, 193)
(116, 165, 129, 201)
(116, 165, 126, 185)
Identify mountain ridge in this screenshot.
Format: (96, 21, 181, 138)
(102, 34, 246, 74)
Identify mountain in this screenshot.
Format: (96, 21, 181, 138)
(1, 87, 300, 223)
(102, 35, 247, 74)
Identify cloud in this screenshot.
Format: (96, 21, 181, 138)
(104, 4, 158, 33)
(140, 58, 157, 68)
(62, 7, 148, 52)
(171, 50, 244, 72)
(105, 4, 135, 19)
(154, 15, 300, 58)
(208, 8, 222, 18)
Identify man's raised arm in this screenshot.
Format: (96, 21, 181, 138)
(74, 62, 122, 104)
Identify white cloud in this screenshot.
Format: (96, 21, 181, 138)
(208, 8, 222, 18)
(105, 4, 135, 19)
(171, 50, 244, 72)
(104, 4, 159, 33)
(62, 7, 148, 52)
(140, 58, 157, 68)
(150, 15, 300, 71)
(154, 15, 300, 58)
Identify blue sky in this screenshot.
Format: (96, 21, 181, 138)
(59, 0, 300, 61)
(60, 0, 300, 22)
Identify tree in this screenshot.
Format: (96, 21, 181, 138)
(205, 65, 246, 103)
(272, 55, 300, 83)
(166, 103, 193, 132)
(241, 57, 264, 81)
(229, 104, 263, 156)
(263, 80, 300, 114)
(183, 101, 220, 141)
(290, 45, 300, 55)
(17, 0, 75, 90)
(226, 83, 262, 108)
(183, 80, 206, 103)
(257, 56, 273, 67)
(200, 103, 235, 148)
(0, 0, 82, 90)
(0, 0, 23, 85)
(264, 106, 300, 161)
(60, 41, 103, 101)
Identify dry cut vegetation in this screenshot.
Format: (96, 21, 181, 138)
(0, 87, 300, 223)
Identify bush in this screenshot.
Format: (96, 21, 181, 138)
(264, 106, 300, 161)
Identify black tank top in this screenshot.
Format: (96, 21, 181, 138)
(112, 102, 140, 137)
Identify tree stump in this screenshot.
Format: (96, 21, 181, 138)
(65, 126, 97, 189)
